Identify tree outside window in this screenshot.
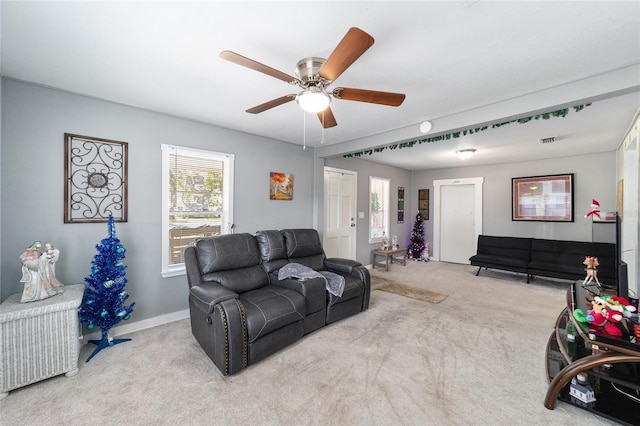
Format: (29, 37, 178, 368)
(161, 145, 234, 277)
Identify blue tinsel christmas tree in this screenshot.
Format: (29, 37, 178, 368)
(79, 215, 135, 362)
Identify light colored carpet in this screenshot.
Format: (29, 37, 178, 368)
(372, 277, 448, 304)
(0, 261, 618, 425)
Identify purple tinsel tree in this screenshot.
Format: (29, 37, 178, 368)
(78, 215, 135, 362)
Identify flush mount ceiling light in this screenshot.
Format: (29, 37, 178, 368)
(296, 87, 331, 113)
(455, 149, 476, 160)
(419, 121, 433, 134)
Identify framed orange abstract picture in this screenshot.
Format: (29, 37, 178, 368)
(270, 172, 293, 200)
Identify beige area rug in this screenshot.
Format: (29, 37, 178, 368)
(373, 277, 448, 304)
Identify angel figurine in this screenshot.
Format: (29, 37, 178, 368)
(19, 241, 64, 303)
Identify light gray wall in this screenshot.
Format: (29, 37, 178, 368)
(411, 152, 617, 251)
(1, 77, 622, 326)
(325, 152, 617, 265)
(323, 157, 412, 266)
(1, 79, 316, 319)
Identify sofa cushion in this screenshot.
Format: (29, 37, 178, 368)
(529, 239, 616, 282)
(469, 254, 529, 269)
(255, 230, 289, 273)
(282, 229, 325, 259)
(195, 233, 262, 274)
(240, 286, 305, 343)
(202, 264, 269, 294)
(474, 235, 531, 261)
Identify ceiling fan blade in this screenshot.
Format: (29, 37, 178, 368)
(318, 27, 375, 83)
(246, 95, 296, 114)
(316, 107, 337, 128)
(332, 87, 406, 107)
(220, 50, 301, 85)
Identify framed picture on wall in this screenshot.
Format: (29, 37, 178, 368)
(418, 189, 429, 220)
(512, 173, 574, 222)
(397, 186, 404, 223)
(270, 172, 293, 200)
(64, 133, 128, 223)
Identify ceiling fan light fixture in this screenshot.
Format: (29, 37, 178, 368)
(296, 88, 331, 113)
(456, 149, 476, 160)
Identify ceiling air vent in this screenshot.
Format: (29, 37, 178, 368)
(539, 136, 557, 144)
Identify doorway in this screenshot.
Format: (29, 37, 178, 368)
(323, 167, 357, 259)
(433, 177, 484, 263)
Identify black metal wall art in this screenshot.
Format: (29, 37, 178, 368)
(64, 133, 128, 223)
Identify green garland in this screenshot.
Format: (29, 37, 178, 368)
(343, 103, 592, 158)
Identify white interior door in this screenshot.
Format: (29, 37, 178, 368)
(433, 177, 484, 263)
(440, 185, 475, 263)
(324, 167, 357, 259)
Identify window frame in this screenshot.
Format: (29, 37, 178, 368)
(161, 144, 234, 277)
(369, 176, 390, 244)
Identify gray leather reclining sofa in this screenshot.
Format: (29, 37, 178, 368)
(184, 228, 370, 376)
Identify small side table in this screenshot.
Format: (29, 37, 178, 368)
(0, 284, 84, 399)
(371, 248, 407, 271)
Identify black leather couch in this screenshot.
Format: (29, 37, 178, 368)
(469, 235, 616, 284)
(184, 228, 370, 376)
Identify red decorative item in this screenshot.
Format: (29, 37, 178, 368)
(603, 324, 623, 337)
(585, 198, 601, 219)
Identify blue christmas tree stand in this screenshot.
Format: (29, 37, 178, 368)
(86, 330, 131, 362)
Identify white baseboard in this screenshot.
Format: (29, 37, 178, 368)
(82, 309, 190, 343)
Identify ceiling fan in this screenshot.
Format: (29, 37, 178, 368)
(220, 27, 406, 129)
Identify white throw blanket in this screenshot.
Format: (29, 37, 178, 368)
(278, 263, 345, 297)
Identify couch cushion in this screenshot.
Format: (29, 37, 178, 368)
(195, 233, 262, 274)
(240, 286, 305, 343)
(282, 229, 325, 259)
(255, 230, 289, 273)
(475, 235, 531, 261)
(529, 239, 616, 282)
(469, 254, 529, 269)
(256, 230, 286, 261)
(202, 264, 269, 294)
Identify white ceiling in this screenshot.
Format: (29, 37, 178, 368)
(2, 1, 639, 170)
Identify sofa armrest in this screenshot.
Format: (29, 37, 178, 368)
(189, 282, 238, 314)
(324, 257, 362, 274)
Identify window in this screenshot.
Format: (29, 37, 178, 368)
(369, 176, 389, 243)
(161, 144, 234, 277)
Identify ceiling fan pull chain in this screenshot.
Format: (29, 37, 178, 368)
(303, 110, 306, 150)
(321, 110, 325, 144)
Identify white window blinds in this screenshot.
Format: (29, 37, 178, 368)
(161, 144, 234, 277)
